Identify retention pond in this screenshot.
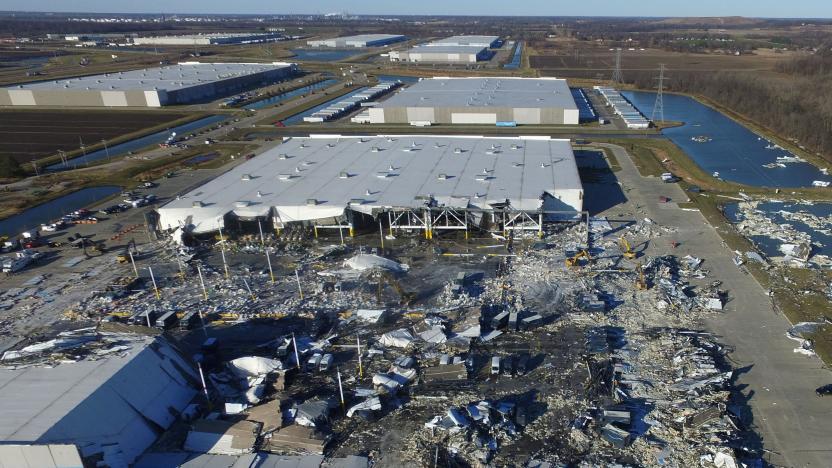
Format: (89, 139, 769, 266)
(621, 91, 830, 188)
(0, 186, 122, 236)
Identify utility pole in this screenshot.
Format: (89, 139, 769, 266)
(102, 139, 110, 162)
(337, 367, 345, 410)
(356, 335, 363, 378)
(611, 48, 623, 84)
(265, 249, 275, 284)
(295, 269, 304, 299)
(257, 219, 265, 247)
(128, 250, 139, 278)
(217, 222, 230, 279)
(651, 63, 666, 125)
(292, 333, 301, 370)
(148, 266, 160, 299)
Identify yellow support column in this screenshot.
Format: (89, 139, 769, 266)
(314, 226, 318, 238)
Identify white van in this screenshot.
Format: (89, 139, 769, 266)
(491, 356, 501, 375)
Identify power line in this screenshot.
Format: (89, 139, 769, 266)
(651, 63, 666, 124)
(611, 49, 623, 84)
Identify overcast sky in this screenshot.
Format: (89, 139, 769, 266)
(3, 0, 831, 18)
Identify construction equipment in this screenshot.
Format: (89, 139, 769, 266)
(372, 270, 416, 306)
(635, 263, 648, 290)
(619, 237, 637, 260)
(116, 250, 129, 263)
(566, 249, 592, 268)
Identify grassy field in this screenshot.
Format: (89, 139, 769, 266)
(0, 109, 193, 164)
(0, 143, 255, 220)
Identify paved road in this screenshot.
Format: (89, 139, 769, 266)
(595, 143, 832, 467)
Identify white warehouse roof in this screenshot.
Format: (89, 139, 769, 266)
(427, 35, 500, 47)
(379, 77, 578, 111)
(9, 62, 295, 93)
(157, 135, 583, 233)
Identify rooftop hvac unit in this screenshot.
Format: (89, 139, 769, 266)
(278, 173, 293, 180)
(192, 201, 204, 208)
(256, 191, 263, 198)
(241, 174, 252, 181)
(278, 153, 290, 160)
(306, 199, 318, 206)
(339, 172, 350, 179)
(349, 198, 365, 205)
(376, 172, 390, 178)
(235, 201, 250, 208)
(437, 173, 448, 181)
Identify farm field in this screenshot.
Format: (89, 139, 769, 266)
(0, 109, 191, 163)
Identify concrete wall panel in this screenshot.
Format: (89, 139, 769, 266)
(406, 107, 435, 123)
(513, 108, 541, 125)
(8, 89, 36, 106)
(451, 113, 496, 124)
(101, 91, 128, 107)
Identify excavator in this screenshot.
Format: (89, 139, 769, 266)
(372, 270, 417, 306)
(635, 263, 649, 290)
(565, 249, 592, 268)
(619, 237, 637, 260)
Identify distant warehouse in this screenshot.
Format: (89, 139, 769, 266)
(0, 62, 297, 107)
(427, 35, 501, 48)
(307, 34, 406, 48)
(133, 32, 285, 46)
(389, 45, 489, 63)
(368, 77, 580, 125)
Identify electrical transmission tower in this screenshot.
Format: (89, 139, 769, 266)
(652, 63, 666, 124)
(611, 49, 623, 84)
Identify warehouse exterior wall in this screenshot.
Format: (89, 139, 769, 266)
(1, 64, 296, 107)
(369, 105, 576, 125)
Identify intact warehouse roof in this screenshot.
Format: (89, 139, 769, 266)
(404, 45, 487, 54)
(0, 331, 198, 466)
(428, 35, 500, 47)
(157, 135, 582, 233)
(379, 77, 578, 110)
(335, 34, 404, 43)
(9, 62, 295, 92)
(307, 34, 406, 47)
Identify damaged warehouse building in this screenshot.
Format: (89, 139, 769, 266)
(156, 134, 584, 236)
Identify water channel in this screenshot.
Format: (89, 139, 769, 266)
(621, 91, 830, 188)
(0, 186, 122, 236)
(242, 79, 339, 110)
(45, 115, 227, 171)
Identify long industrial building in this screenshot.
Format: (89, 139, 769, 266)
(0, 62, 297, 107)
(157, 135, 583, 236)
(0, 333, 198, 467)
(389, 45, 489, 63)
(307, 34, 406, 48)
(367, 77, 580, 125)
(133, 33, 285, 46)
(427, 35, 500, 48)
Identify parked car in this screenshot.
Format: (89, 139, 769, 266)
(817, 384, 832, 397)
